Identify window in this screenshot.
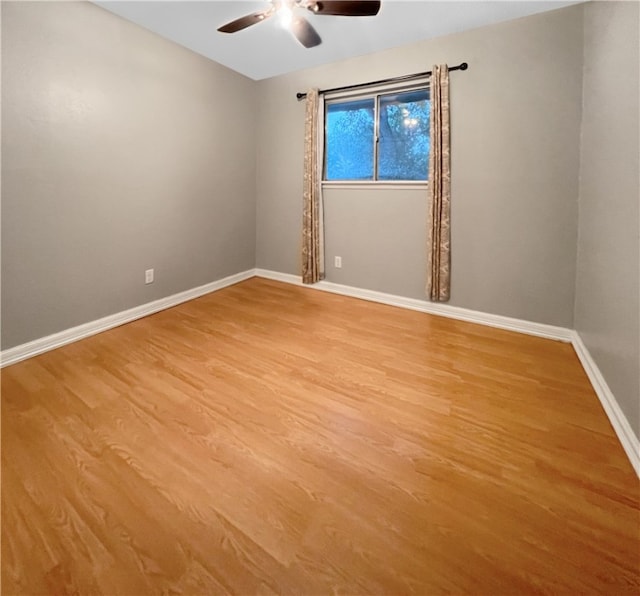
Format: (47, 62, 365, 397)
(324, 87, 430, 182)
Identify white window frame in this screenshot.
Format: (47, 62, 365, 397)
(322, 80, 431, 189)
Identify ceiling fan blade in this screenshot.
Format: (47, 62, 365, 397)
(310, 1, 381, 17)
(291, 16, 322, 48)
(217, 10, 273, 33)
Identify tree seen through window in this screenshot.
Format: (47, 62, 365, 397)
(324, 88, 430, 181)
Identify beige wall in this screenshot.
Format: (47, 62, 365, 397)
(1, 1, 257, 349)
(575, 1, 640, 439)
(255, 5, 584, 327)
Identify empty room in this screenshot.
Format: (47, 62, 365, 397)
(2, 0, 639, 593)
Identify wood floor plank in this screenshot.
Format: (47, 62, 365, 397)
(2, 277, 639, 594)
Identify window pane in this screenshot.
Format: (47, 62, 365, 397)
(377, 89, 430, 181)
(325, 98, 375, 180)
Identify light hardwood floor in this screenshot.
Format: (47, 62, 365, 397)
(2, 277, 639, 594)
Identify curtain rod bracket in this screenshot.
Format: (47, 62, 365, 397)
(296, 61, 468, 101)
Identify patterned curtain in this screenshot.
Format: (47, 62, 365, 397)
(426, 64, 451, 302)
(302, 88, 325, 284)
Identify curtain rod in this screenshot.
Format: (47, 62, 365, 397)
(295, 62, 468, 101)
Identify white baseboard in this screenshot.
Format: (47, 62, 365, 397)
(570, 331, 640, 477)
(0, 269, 255, 368)
(255, 268, 639, 477)
(254, 269, 573, 342)
(4, 267, 637, 478)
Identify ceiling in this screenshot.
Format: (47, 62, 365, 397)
(94, 0, 581, 80)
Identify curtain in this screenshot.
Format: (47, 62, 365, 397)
(302, 88, 325, 284)
(426, 64, 451, 302)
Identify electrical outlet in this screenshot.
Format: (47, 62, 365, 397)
(334, 256, 342, 269)
(145, 269, 154, 284)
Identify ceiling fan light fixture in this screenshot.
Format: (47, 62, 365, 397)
(279, 3, 294, 28)
(217, 0, 381, 47)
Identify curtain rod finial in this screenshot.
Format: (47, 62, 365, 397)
(296, 92, 306, 100)
(459, 62, 468, 70)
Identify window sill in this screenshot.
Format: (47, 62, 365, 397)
(322, 181, 428, 191)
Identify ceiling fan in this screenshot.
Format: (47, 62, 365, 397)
(217, 1, 382, 49)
